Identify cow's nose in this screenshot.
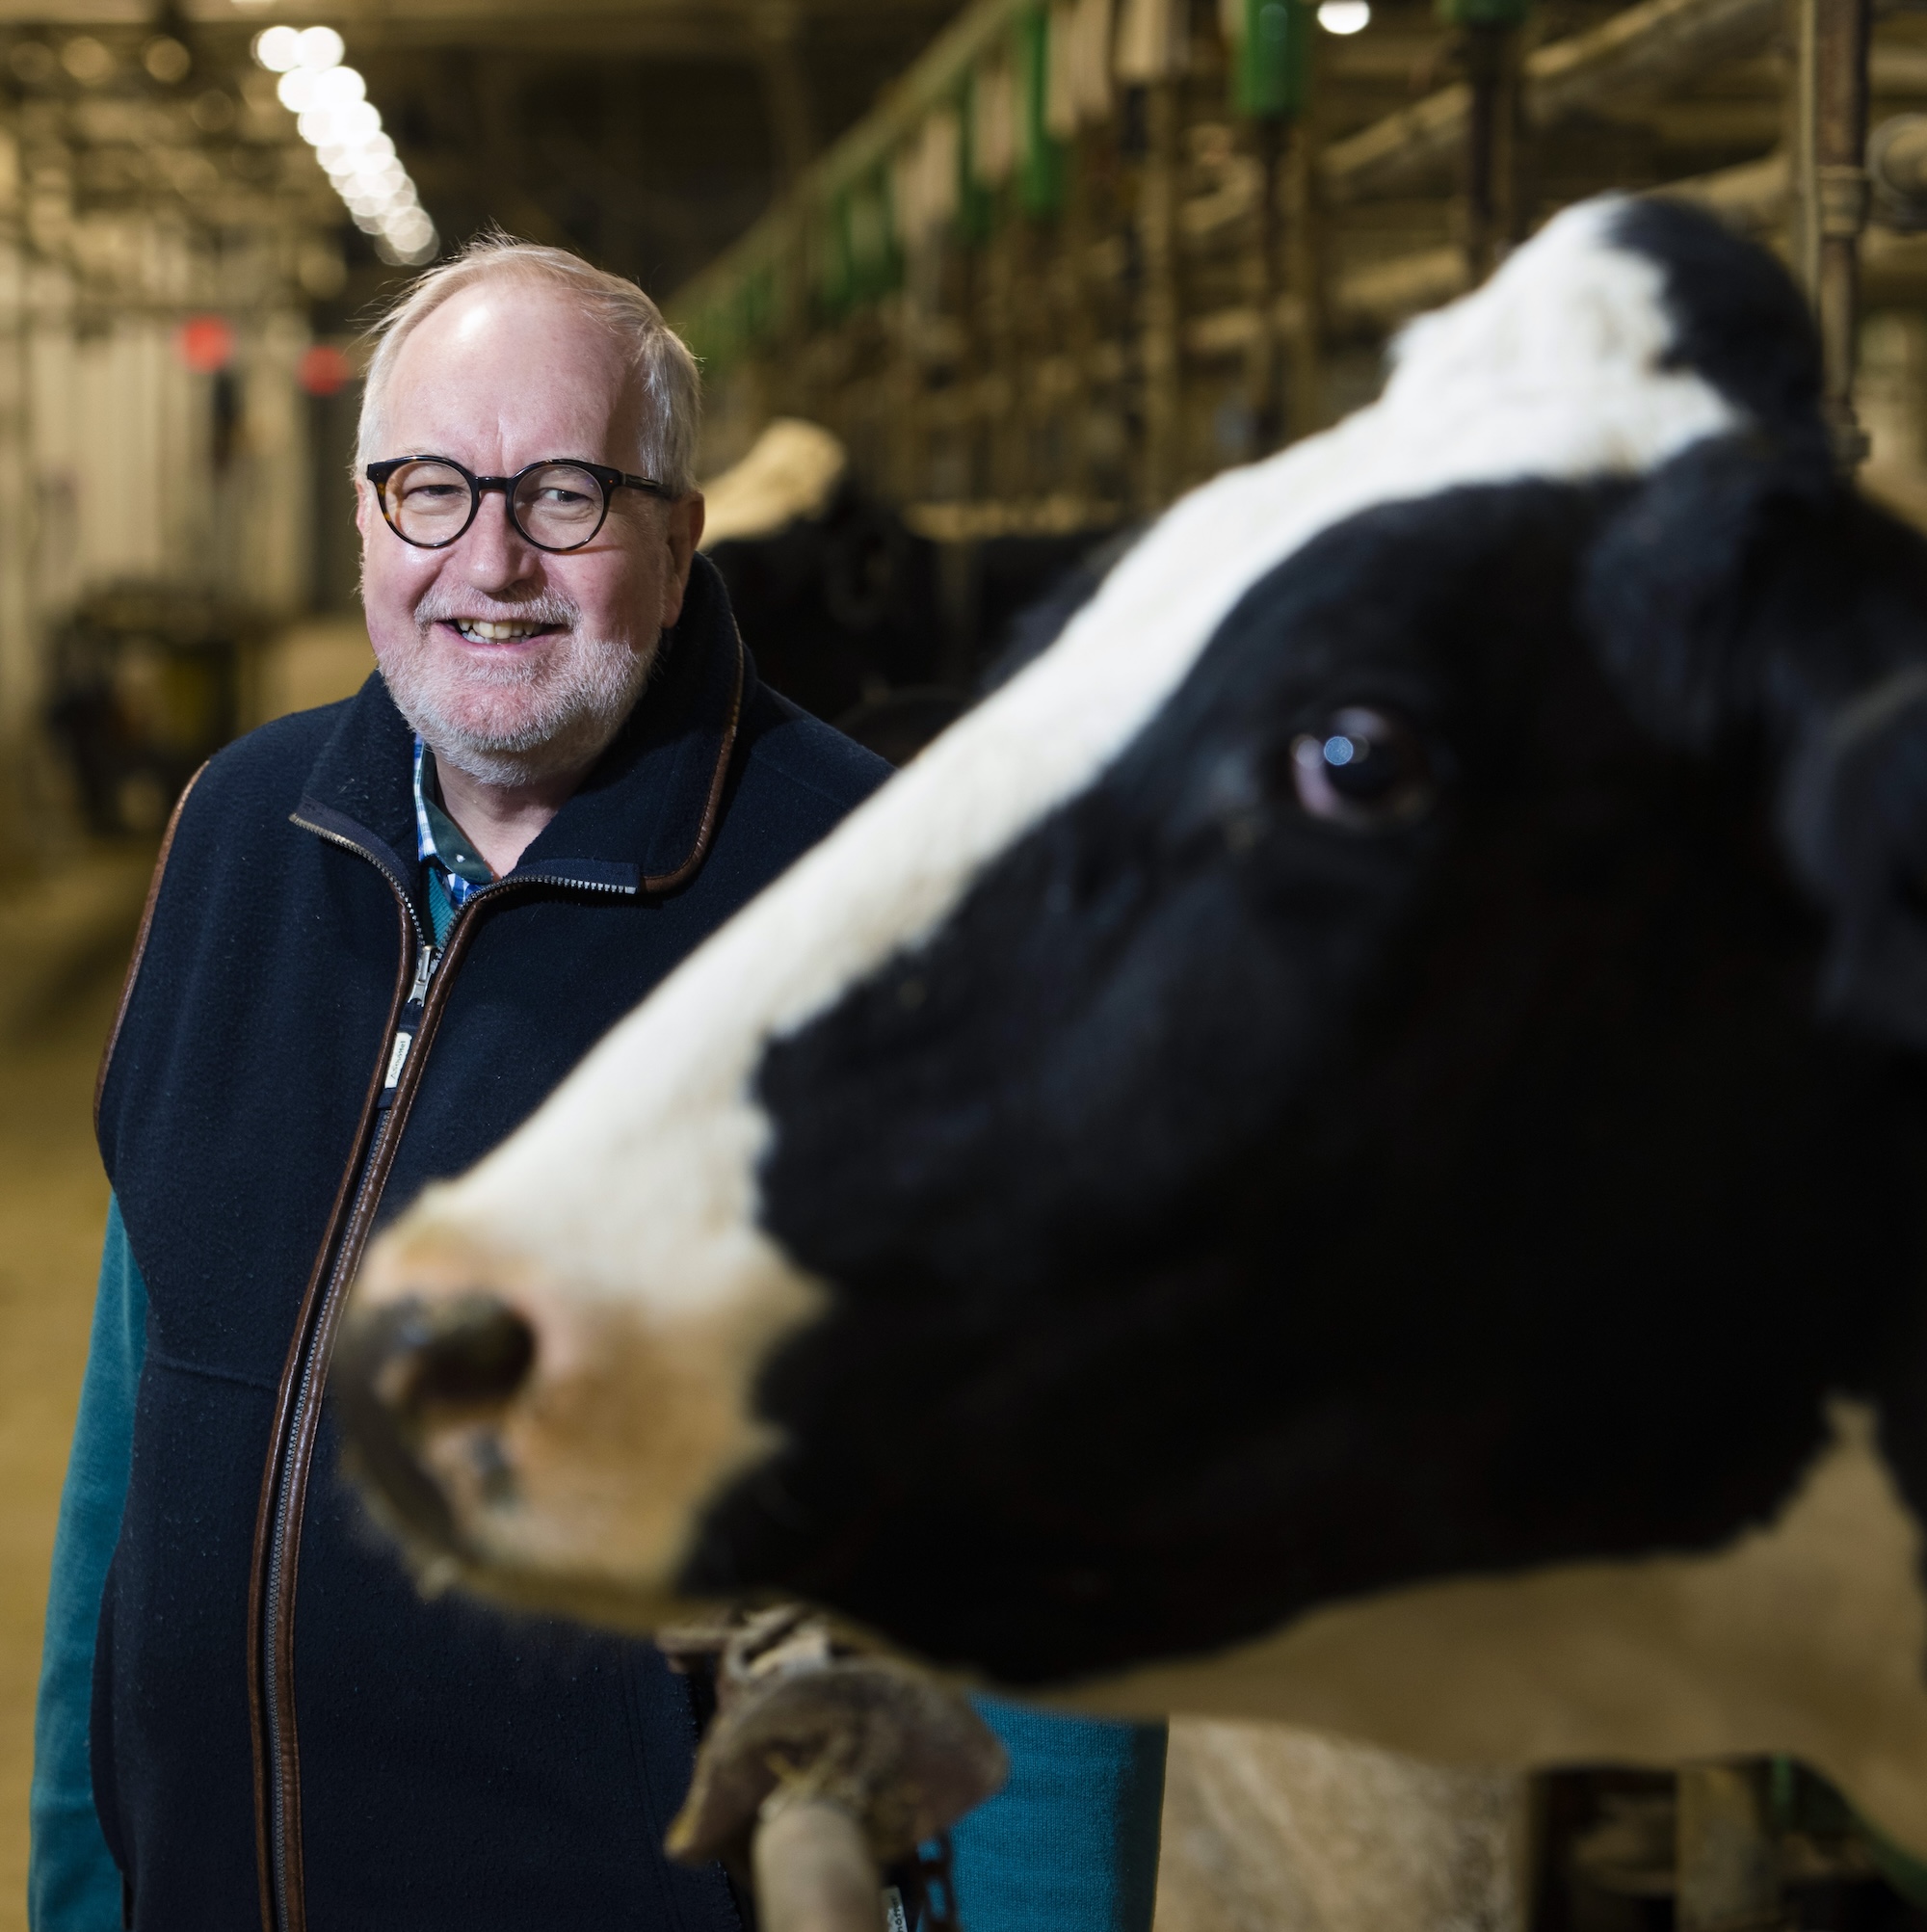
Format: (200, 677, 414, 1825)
(369, 1294, 538, 1413)
(333, 1295, 538, 1548)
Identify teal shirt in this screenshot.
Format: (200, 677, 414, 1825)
(955, 1699, 1167, 1931)
(30, 1204, 1166, 1930)
(30, 1198, 145, 1932)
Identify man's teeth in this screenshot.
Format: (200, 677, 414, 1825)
(455, 620, 545, 642)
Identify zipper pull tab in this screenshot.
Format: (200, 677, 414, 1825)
(381, 941, 439, 1106)
(407, 940, 438, 1009)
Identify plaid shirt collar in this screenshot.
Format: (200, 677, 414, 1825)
(411, 735, 493, 910)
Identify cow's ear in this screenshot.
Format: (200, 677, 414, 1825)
(1588, 431, 1927, 1049)
(1579, 430, 1836, 753)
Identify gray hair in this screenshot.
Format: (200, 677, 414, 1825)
(356, 232, 702, 498)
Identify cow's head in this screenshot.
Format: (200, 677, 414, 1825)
(337, 197, 1927, 1682)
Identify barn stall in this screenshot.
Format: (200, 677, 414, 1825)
(664, 0, 1927, 733)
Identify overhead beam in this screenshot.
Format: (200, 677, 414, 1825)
(1321, 0, 1782, 204)
(0, 0, 952, 64)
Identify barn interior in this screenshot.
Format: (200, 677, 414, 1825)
(2, 0, 1926, 1927)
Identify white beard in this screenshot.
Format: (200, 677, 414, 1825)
(377, 587, 657, 787)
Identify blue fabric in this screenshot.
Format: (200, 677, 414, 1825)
(30, 1199, 146, 1932)
(946, 1700, 1167, 1932)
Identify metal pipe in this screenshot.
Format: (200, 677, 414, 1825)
(1802, 0, 1872, 464)
(753, 1801, 888, 1932)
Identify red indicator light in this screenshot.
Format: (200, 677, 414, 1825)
(298, 344, 354, 396)
(177, 314, 235, 373)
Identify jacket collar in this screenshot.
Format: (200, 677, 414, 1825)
(292, 552, 749, 903)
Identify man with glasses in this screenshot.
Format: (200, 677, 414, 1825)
(30, 236, 1166, 1932)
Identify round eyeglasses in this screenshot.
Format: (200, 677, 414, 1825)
(364, 456, 669, 554)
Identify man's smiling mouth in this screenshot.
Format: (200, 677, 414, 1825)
(450, 619, 557, 643)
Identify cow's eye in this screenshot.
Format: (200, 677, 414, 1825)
(1289, 707, 1435, 828)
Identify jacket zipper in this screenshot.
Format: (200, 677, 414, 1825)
(252, 828, 634, 1932)
(260, 925, 437, 1929)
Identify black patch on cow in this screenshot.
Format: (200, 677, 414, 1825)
(677, 458, 1927, 1686)
(1609, 197, 1824, 450)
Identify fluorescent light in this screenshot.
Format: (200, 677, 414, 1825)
(252, 26, 303, 72)
(308, 65, 364, 110)
(1317, 1, 1370, 31)
(268, 29, 436, 268)
(304, 98, 379, 146)
(295, 26, 344, 70)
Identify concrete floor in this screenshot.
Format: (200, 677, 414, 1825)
(0, 956, 119, 1932)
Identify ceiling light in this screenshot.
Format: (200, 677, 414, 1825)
(1316, 1, 1370, 30)
(309, 65, 364, 110)
(252, 26, 303, 72)
(295, 26, 344, 71)
(272, 47, 434, 267)
(301, 100, 379, 146)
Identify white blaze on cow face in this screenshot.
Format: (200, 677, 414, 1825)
(349, 196, 1743, 1603)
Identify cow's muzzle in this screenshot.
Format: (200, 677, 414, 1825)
(332, 1294, 537, 1552)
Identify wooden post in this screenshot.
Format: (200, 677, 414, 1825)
(1463, 21, 1524, 283)
(1283, 117, 1322, 441)
(1139, 79, 1182, 510)
(1793, 0, 1872, 464)
(984, 208, 1022, 501)
(752, 0, 818, 193)
(1247, 117, 1285, 453)
(1676, 1763, 1781, 1932)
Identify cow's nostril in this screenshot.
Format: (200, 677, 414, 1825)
(387, 1295, 539, 1415)
(334, 1295, 539, 1553)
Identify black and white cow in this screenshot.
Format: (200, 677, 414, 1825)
(337, 195, 1927, 1857)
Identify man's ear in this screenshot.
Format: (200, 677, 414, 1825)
(660, 491, 705, 630)
(1579, 430, 1836, 754)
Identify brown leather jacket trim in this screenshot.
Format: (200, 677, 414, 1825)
(249, 852, 608, 1932)
(642, 622, 745, 895)
(247, 897, 413, 1932)
(94, 761, 208, 1136)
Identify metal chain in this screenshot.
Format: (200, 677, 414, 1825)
(899, 1834, 962, 1932)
